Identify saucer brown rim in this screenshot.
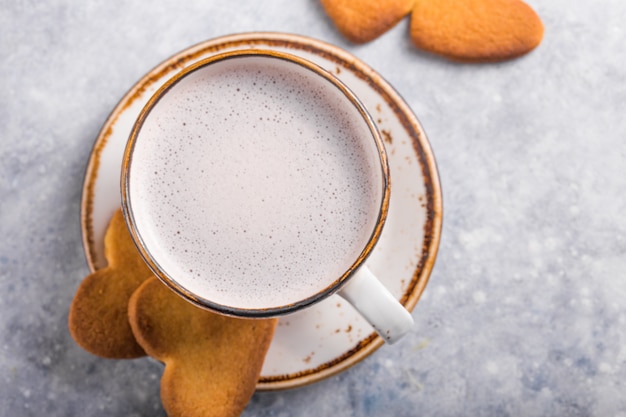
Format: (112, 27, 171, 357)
(80, 31, 442, 391)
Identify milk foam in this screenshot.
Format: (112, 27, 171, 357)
(127, 55, 383, 310)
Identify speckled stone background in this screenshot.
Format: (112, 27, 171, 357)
(2, 1, 625, 416)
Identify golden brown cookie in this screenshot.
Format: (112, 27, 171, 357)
(320, 0, 415, 43)
(128, 277, 277, 417)
(410, 0, 544, 62)
(68, 209, 152, 358)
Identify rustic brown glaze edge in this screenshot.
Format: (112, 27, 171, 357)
(80, 32, 442, 391)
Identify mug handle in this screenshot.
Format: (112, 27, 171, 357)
(337, 266, 414, 344)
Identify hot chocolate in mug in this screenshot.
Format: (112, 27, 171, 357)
(121, 49, 414, 343)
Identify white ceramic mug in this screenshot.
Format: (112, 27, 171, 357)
(121, 50, 414, 343)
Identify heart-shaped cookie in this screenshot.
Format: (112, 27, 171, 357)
(69, 209, 152, 358)
(410, 0, 544, 62)
(320, 0, 415, 43)
(128, 277, 277, 417)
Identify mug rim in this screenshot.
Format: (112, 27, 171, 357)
(121, 49, 391, 317)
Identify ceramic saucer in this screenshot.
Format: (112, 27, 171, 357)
(80, 32, 442, 391)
